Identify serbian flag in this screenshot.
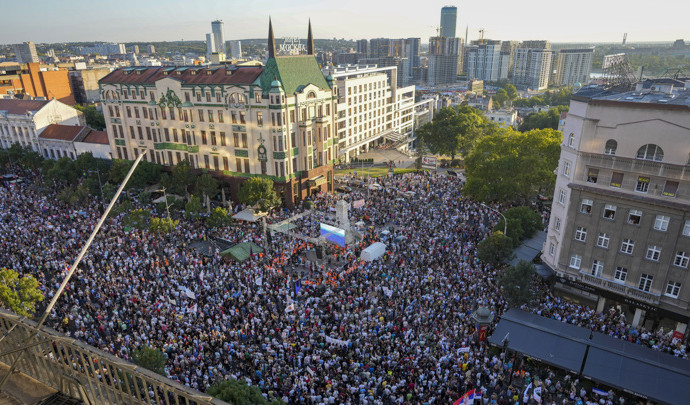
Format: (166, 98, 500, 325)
(453, 389, 475, 405)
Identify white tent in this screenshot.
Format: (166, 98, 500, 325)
(360, 242, 386, 262)
(232, 208, 267, 222)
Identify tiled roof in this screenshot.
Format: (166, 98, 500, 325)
(38, 124, 87, 142)
(0, 99, 49, 115)
(260, 55, 331, 95)
(80, 130, 108, 145)
(99, 66, 264, 86)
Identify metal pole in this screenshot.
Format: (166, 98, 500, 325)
(0, 151, 147, 391)
(481, 203, 507, 235)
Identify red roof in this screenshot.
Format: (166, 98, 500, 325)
(99, 66, 264, 85)
(0, 99, 49, 115)
(81, 130, 109, 145)
(38, 124, 87, 142)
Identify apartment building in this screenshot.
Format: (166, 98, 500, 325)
(0, 98, 82, 151)
(543, 79, 690, 333)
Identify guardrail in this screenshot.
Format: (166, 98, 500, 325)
(0, 310, 228, 405)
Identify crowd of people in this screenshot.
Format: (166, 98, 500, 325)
(0, 165, 687, 404)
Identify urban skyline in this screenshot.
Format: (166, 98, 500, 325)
(2, 0, 689, 44)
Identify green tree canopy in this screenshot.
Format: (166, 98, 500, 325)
(46, 157, 78, 184)
(505, 84, 518, 101)
(149, 217, 179, 234)
(123, 208, 151, 230)
(238, 177, 281, 212)
(108, 159, 161, 190)
(417, 106, 485, 160)
(207, 206, 232, 228)
(463, 127, 562, 203)
(194, 173, 219, 212)
(184, 195, 203, 219)
(208, 378, 283, 405)
(73, 104, 105, 130)
(499, 260, 536, 308)
(477, 232, 515, 266)
(494, 89, 509, 108)
(513, 88, 572, 108)
(518, 106, 568, 132)
(0, 268, 45, 317)
(495, 206, 543, 247)
(131, 345, 166, 375)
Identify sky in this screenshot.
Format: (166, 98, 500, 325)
(2, 0, 689, 45)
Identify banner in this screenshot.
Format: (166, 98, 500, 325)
(325, 335, 350, 348)
(422, 156, 437, 169)
(352, 199, 365, 209)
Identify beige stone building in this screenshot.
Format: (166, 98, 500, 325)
(543, 79, 690, 332)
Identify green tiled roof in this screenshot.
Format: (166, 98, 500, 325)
(259, 55, 331, 95)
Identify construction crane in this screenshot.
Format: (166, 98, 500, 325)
(478, 29, 485, 45)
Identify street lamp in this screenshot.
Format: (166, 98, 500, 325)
(480, 202, 507, 235)
(155, 187, 173, 229)
(471, 305, 495, 342)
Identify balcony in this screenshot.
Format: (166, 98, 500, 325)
(580, 272, 660, 304)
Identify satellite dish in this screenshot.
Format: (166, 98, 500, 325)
(573, 82, 583, 92)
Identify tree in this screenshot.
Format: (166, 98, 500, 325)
(477, 232, 515, 266)
(131, 345, 166, 375)
(208, 378, 283, 405)
(123, 208, 151, 230)
(184, 195, 203, 219)
(73, 104, 106, 130)
(194, 174, 219, 213)
(207, 206, 232, 228)
(494, 89, 509, 108)
(463, 128, 561, 203)
(56, 184, 90, 206)
(109, 159, 161, 190)
(170, 160, 196, 197)
(46, 157, 78, 184)
(238, 177, 281, 212)
(418, 106, 485, 161)
(0, 268, 45, 317)
(505, 84, 518, 101)
(518, 106, 568, 132)
(149, 217, 179, 234)
(498, 260, 536, 307)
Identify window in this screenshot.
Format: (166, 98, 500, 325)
(257, 112, 263, 126)
(569, 254, 582, 269)
(204, 155, 210, 169)
(562, 161, 571, 177)
(684, 221, 690, 237)
(558, 189, 567, 205)
(554, 217, 561, 231)
(236, 158, 242, 172)
(241, 133, 247, 148)
(614, 267, 627, 282)
(637, 144, 664, 161)
(610, 172, 623, 188)
(627, 209, 642, 225)
(620, 239, 634, 254)
(638, 274, 653, 292)
(591, 260, 603, 277)
(198, 110, 204, 122)
(580, 199, 593, 214)
(646, 245, 661, 261)
(605, 139, 617, 155)
(239, 112, 246, 124)
(603, 204, 616, 220)
(596, 233, 610, 249)
(586, 168, 599, 184)
(223, 157, 229, 171)
(208, 110, 214, 123)
(635, 177, 650, 193)
(244, 160, 250, 174)
(210, 131, 216, 146)
(665, 282, 681, 298)
(568, 133, 575, 147)
(662, 181, 679, 197)
(220, 132, 226, 146)
(201, 131, 207, 145)
(549, 242, 555, 256)
(674, 251, 689, 268)
(233, 133, 239, 148)
(231, 112, 237, 124)
(575, 226, 587, 242)
(255, 93, 261, 103)
(206, 92, 211, 102)
(218, 111, 224, 123)
(653, 215, 669, 232)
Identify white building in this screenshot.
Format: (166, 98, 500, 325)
(229, 40, 242, 59)
(554, 48, 594, 87)
(0, 99, 82, 152)
(324, 64, 434, 161)
(486, 109, 518, 128)
(543, 80, 690, 331)
(512, 48, 553, 90)
(212, 20, 225, 56)
(465, 41, 503, 82)
(38, 124, 110, 160)
(78, 43, 126, 56)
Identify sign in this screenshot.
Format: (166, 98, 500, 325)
(421, 156, 437, 169)
(279, 37, 306, 54)
(478, 324, 489, 342)
(352, 199, 365, 209)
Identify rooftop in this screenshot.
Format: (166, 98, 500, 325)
(80, 129, 108, 145)
(38, 124, 88, 142)
(99, 66, 264, 86)
(574, 79, 690, 108)
(0, 99, 49, 115)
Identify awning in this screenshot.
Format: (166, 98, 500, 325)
(508, 231, 547, 267)
(489, 309, 690, 404)
(220, 242, 264, 262)
(307, 175, 327, 187)
(232, 208, 267, 222)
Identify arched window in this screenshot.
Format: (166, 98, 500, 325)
(228, 93, 246, 105)
(568, 133, 575, 147)
(307, 91, 317, 99)
(604, 139, 617, 155)
(636, 144, 664, 162)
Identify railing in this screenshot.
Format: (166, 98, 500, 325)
(579, 273, 660, 304)
(0, 310, 228, 405)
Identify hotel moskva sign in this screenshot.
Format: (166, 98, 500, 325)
(279, 37, 306, 54)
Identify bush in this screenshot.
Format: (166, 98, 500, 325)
(498, 260, 536, 307)
(131, 346, 166, 375)
(478, 232, 515, 265)
(208, 378, 283, 405)
(494, 206, 542, 247)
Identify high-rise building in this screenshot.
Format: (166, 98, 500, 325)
(13, 42, 39, 64)
(543, 79, 690, 330)
(229, 40, 242, 59)
(512, 44, 553, 90)
(147, 45, 156, 54)
(206, 33, 215, 60)
(131, 45, 140, 54)
(78, 43, 126, 55)
(500, 41, 520, 78)
(356, 39, 369, 58)
(440, 6, 458, 38)
(427, 36, 461, 86)
(464, 40, 502, 82)
(100, 19, 336, 206)
(402, 38, 421, 85)
(211, 20, 225, 56)
(554, 48, 594, 86)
